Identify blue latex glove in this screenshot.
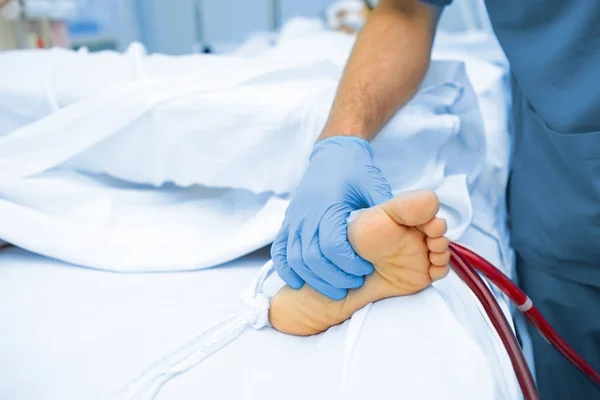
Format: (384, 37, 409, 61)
(271, 136, 393, 300)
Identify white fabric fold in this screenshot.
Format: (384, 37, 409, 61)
(116, 261, 275, 400)
(0, 35, 484, 271)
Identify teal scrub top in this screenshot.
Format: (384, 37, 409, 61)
(425, 0, 600, 284)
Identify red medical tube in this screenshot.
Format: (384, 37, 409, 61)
(449, 248, 540, 400)
(451, 242, 600, 389)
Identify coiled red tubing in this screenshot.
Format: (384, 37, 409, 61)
(449, 242, 600, 399)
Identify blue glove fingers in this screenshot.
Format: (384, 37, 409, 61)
(271, 230, 304, 290)
(363, 166, 394, 207)
(302, 236, 364, 289)
(286, 232, 347, 300)
(319, 206, 374, 277)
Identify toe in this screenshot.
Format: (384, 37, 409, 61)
(429, 264, 450, 281)
(429, 250, 450, 266)
(419, 217, 447, 238)
(426, 236, 449, 253)
(378, 190, 440, 227)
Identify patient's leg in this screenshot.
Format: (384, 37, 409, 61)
(269, 190, 450, 336)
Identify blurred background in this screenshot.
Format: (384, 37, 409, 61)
(0, 0, 491, 54)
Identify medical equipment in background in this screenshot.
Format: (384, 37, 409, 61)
(449, 242, 600, 400)
(325, 0, 369, 34)
(1, 0, 497, 53)
(115, 242, 600, 400)
(0, 1, 22, 49)
(65, 0, 139, 51)
(0, 0, 76, 49)
(193, 0, 497, 54)
(0, 0, 139, 51)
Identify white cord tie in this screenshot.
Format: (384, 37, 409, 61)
(116, 260, 275, 400)
(242, 292, 271, 330)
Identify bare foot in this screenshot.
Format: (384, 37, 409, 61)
(269, 190, 450, 336)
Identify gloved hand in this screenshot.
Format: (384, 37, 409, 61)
(271, 136, 393, 300)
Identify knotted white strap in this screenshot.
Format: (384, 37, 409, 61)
(116, 260, 275, 400)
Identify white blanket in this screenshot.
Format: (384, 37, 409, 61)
(0, 29, 485, 272)
(0, 21, 522, 400)
(0, 225, 520, 400)
(232, 20, 514, 271)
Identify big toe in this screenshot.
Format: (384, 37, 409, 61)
(378, 189, 440, 227)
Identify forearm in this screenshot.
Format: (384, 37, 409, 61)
(320, 0, 441, 141)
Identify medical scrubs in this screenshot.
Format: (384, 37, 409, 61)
(424, 0, 600, 398)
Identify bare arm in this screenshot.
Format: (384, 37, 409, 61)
(271, 1, 444, 299)
(320, 0, 442, 141)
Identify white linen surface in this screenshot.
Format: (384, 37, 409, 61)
(0, 225, 520, 400)
(0, 22, 488, 272)
(0, 20, 522, 400)
(231, 19, 514, 270)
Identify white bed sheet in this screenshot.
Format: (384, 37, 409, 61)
(0, 225, 520, 400)
(0, 49, 484, 273)
(0, 19, 521, 400)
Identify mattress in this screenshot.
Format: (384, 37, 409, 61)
(0, 226, 521, 400)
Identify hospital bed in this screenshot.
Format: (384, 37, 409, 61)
(0, 13, 523, 399)
(0, 224, 520, 399)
